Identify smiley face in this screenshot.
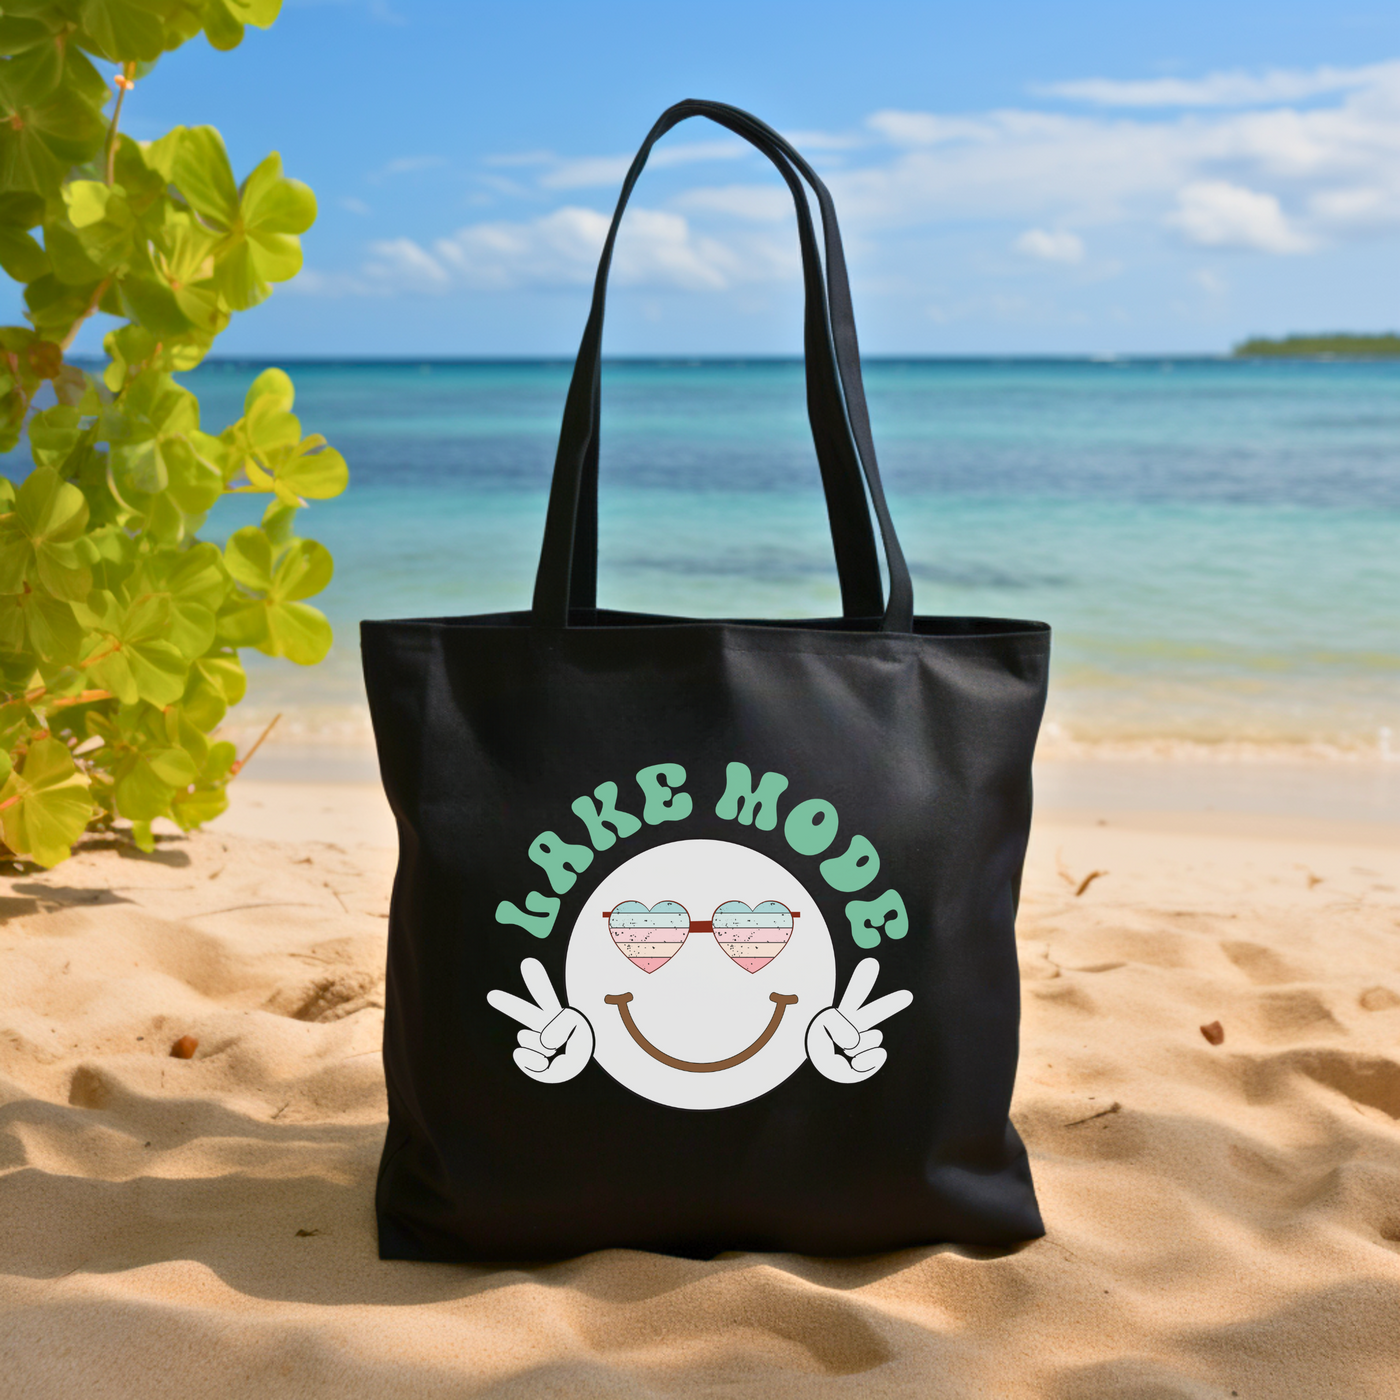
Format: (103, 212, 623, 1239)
(564, 839, 836, 1110)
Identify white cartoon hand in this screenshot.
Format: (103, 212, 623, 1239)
(486, 958, 594, 1084)
(806, 957, 913, 1083)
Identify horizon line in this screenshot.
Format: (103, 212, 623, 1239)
(67, 351, 1268, 366)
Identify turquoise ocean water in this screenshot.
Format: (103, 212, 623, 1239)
(11, 359, 1400, 753)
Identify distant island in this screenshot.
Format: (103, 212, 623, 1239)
(1233, 333, 1400, 358)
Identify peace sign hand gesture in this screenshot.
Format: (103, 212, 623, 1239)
(486, 958, 595, 1083)
(806, 958, 913, 1083)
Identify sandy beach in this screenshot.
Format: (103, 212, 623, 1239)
(1, 759, 1398, 1398)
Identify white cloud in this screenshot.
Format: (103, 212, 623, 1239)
(321, 60, 1400, 305)
(366, 155, 448, 184)
(672, 184, 792, 222)
(492, 140, 750, 191)
(781, 128, 869, 152)
(358, 206, 793, 294)
(1168, 181, 1310, 253)
(865, 111, 997, 147)
(788, 63, 1400, 251)
(1040, 62, 1399, 109)
(1015, 228, 1086, 263)
(365, 237, 451, 288)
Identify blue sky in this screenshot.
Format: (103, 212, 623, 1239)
(55, 0, 1400, 355)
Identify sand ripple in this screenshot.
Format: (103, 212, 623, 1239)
(1, 811, 1398, 1397)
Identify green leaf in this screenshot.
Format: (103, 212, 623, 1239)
(125, 591, 172, 641)
(260, 498, 297, 545)
(180, 669, 226, 730)
(0, 17, 59, 60)
(88, 637, 187, 706)
(0, 594, 21, 653)
(101, 323, 157, 392)
(264, 598, 331, 664)
(0, 466, 92, 599)
(171, 125, 241, 226)
(245, 365, 294, 411)
(24, 273, 103, 338)
(66, 184, 140, 273)
(0, 589, 83, 662)
(201, 1, 245, 50)
(241, 151, 316, 237)
(0, 225, 48, 281)
(119, 544, 227, 662)
(222, 375, 347, 504)
(64, 179, 113, 228)
(163, 539, 230, 612)
(190, 650, 245, 705)
(0, 190, 45, 227)
(149, 489, 185, 547)
(0, 47, 107, 197)
(78, 0, 170, 63)
(165, 596, 216, 658)
(270, 537, 332, 602)
(0, 736, 93, 868)
(223, 0, 281, 25)
(80, 592, 191, 706)
(109, 133, 168, 213)
(164, 431, 226, 514)
(216, 597, 267, 647)
(27, 404, 87, 468)
(275, 439, 348, 501)
(244, 389, 300, 451)
(119, 273, 199, 336)
(170, 785, 225, 827)
(114, 751, 174, 821)
(142, 126, 183, 181)
(224, 525, 272, 590)
(108, 373, 223, 514)
(210, 152, 315, 310)
(153, 239, 224, 333)
(42, 220, 106, 285)
(148, 744, 197, 787)
(169, 735, 235, 830)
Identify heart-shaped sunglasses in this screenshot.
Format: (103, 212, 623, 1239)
(605, 900, 799, 974)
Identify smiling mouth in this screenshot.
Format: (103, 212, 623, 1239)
(603, 992, 799, 1073)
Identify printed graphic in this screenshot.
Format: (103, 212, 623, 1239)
(712, 899, 794, 972)
(608, 901, 689, 972)
(487, 839, 913, 1110)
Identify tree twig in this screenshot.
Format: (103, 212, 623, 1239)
(1074, 869, 1108, 897)
(1063, 1101, 1121, 1128)
(59, 276, 114, 353)
(230, 713, 281, 778)
(105, 63, 136, 186)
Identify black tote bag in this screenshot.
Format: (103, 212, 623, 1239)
(362, 100, 1050, 1261)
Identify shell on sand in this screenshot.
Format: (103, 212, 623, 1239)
(1, 778, 1399, 1398)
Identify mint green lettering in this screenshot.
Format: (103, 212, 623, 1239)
(820, 835, 881, 892)
(845, 889, 908, 949)
(636, 763, 693, 824)
(528, 830, 594, 894)
(784, 797, 839, 856)
(715, 761, 789, 831)
(571, 780, 642, 851)
(495, 890, 561, 939)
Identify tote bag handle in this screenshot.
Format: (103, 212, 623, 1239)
(552, 103, 883, 624)
(532, 99, 915, 634)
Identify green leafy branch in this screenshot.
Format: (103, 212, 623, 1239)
(0, 0, 347, 866)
